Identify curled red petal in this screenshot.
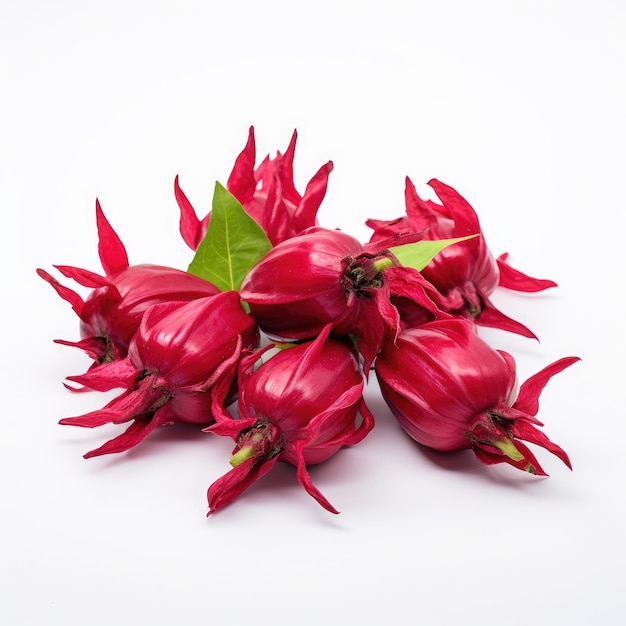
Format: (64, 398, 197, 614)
(344, 398, 376, 447)
(365, 216, 410, 242)
(496, 253, 558, 292)
(384, 265, 448, 316)
(96, 199, 129, 275)
(188, 334, 244, 394)
(304, 383, 366, 445)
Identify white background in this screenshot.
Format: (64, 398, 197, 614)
(2, 1, 624, 624)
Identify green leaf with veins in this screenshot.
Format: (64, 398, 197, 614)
(187, 182, 272, 292)
(389, 234, 478, 271)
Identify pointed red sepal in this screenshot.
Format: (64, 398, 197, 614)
(95, 199, 129, 276)
(205, 416, 258, 438)
(174, 175, 209, 251)
(362, 228, 428, 255)
(60, 406, 127, 429)
(513, 356, 581, 416)
(54, 336, 119, 364)
(473, 293, 539, 340)
(53, 264, 110, 289)
(427, 178, 479, 236)
(277, 129, 299, 201)
(203, 344, 266, 432)
(209, 343, 277, 430)
(82, 412, 166, 459)
(365, 216, 410, 242)
(262, 171, 288, 245)
(59, 376, 166, 428)
(284, 322, 334, 388)
(510, 419, 572, 470)
(470, 413, 551, 475)
(494, 403, 543, 426)
(207, 452, 280, 516)
(351, 297, 388, 375)
(204, 342, 275, 435)
(65, 358, 140, 392)
(295, 443, 339, 514)
(62, 382, 93, 393)
(384, 265, 449, 318)
(404, 176, 447, 231)
(36, 268, 85, 318)
(496, 253, 558, 292)
(508, 440, 550, 475)
(60, 377, 172, 457)
(293, 160, 333, 233)
(473, 439, 548, 476)
(226, 126, 257, 202)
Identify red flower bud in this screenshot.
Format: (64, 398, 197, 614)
(206, 324, 375, 515)
(175, 126, 334, 248)
(37, 201, 219, 377)
(367, 178, 557, 339)
(59, 292, 260, 459)
(375, 318, 579, 475)
(239, 227, 446, 372)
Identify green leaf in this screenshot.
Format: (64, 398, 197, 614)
(187, 182, 272, 292)
(389, 234, 478, 271)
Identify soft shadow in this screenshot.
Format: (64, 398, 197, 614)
(76, 421, 222, 470)
(204, 452, 359, 529)
(409, 439, 547, 490)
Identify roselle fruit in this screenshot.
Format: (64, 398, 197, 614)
(59, 292, 260, 458)
(175, 126, 334, 248)
(367, 178, 557, 339)
(37, 200, 220, 376)
(239, 227, 447, 372)
(375, 318, 579, 474)
(205, 324, 375, 515)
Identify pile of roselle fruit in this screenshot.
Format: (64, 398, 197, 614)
(38, 127, 579, 516)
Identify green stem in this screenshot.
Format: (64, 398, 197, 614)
(493, 438, 524, 461)
(372, 257, 394, 273)
(230, 445, 256, 467)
